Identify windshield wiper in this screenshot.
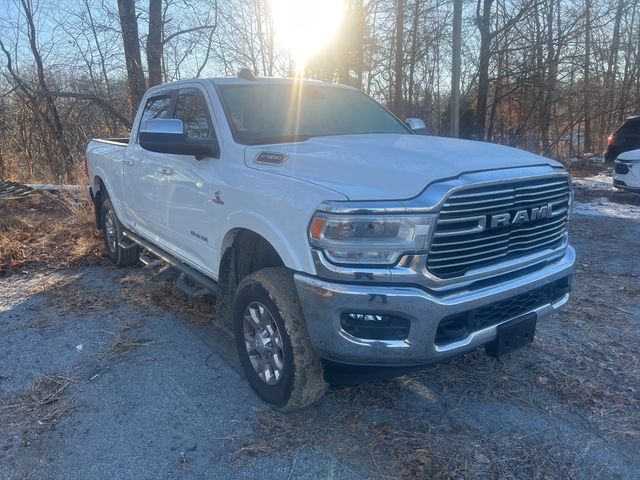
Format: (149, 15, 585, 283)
(248, 134, 314, 145)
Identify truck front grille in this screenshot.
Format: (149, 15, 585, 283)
(428, 176, 571, 279)
(615, 162, 630, 175)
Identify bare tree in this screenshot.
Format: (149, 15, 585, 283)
(147, 0, 163, 86)
(117, 0, 146, 117)
(392, 0, 405, 117)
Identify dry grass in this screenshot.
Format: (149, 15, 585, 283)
(0, 374, 76, 432)
(119, 270, 216, 326)
(0, 189, 104, 275)
(35, 275, 121, 317)
(231, 404, 443, 478)
(101, 332, 153, 359)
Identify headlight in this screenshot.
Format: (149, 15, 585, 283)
(308, 212, 436, 265)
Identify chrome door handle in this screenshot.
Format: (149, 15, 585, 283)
(157, 168, 174, 175)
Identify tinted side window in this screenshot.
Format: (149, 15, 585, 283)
(140, 95, 172, 125)
(616, 118, 640, 136)
(173, 89, 211, 139)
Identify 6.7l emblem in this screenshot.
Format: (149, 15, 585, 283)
(488, 201, 562, 228)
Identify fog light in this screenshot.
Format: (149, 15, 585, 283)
(340, 313, 410, 341)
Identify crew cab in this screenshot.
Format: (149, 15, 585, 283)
(86, 74, 575, 409)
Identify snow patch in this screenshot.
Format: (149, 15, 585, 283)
(573, 197, 640, 220)
(572, 174, 613, 191)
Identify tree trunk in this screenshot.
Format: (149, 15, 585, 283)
(353, 0, 365, 88)
(407, 0, 420, 115)
(118, 0, 147, 118)
(583, 0, 592, 154)
(451, 0, 463, 137)
(540, 0, 560, 156)
(602, 0, 623, 135)
(0, 143, 5, 182)
(475, 0, 494, 140)
(393, 0, 405, 117)
(147, 0, 163, 87)
(21, 0, 71, 181)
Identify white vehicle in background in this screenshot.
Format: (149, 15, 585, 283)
(85, 72, 575, 410)
(614, 149, 640, 192)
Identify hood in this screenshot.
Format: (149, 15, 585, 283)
(618, 148, 640, 162)
(245, 134, 562, 200)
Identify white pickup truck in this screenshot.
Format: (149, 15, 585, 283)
(86, 73, 575, 409)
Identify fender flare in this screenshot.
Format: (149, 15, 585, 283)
(219, 211, 310, 273)
(92, 169, 130, 227)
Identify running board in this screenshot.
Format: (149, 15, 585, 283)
(122, 230, 218, 297)
(139, 249, 163, 268)
(176, 273, 210, 298)
(117, 238, 138, 250)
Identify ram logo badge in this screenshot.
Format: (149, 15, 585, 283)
(489, 202, 560, 228)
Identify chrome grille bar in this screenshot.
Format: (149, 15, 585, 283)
(427, 176, 571, 279)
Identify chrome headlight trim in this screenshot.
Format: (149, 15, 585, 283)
(308, 212, 436, 266)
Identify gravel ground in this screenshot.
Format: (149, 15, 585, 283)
(1, 184, 639, 479)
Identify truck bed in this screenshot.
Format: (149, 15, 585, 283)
(92, 137, 130, 146)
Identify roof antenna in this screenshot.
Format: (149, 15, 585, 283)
(237, 68, 256, 81)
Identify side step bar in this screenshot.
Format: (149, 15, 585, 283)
(122, 230, 218, 297)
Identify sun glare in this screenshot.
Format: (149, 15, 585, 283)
(272, 0, 345, 70)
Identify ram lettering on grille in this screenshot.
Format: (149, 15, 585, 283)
(428, 177, 571, 279)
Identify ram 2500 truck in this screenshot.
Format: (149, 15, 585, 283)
(86, 74, 575, 409)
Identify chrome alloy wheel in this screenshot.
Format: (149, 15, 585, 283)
(243, 302, 285, 385)
(104, 210, 117, 253)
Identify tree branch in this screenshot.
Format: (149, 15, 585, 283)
(162, 24, 217, 45)
(37, 92, 132, 128)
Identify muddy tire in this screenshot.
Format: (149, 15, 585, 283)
(233, 267, 327, 410)
(101, 197, 140, 267)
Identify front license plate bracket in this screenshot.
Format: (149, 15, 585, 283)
(485, 312, 537, 359)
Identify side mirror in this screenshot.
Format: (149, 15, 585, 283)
(139, 118, 218, 158)
(405, 118, 429, 135)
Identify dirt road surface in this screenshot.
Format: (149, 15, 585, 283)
(1, 180, 639, 479)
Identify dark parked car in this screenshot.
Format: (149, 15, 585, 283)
(605, 115, 640, 163)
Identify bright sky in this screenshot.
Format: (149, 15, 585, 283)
(271, 0, 346, 69)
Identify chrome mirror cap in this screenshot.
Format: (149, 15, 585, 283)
(405, 118, 428, 135)
(140, 118, 184, 135)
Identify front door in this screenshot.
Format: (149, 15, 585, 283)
(153, 86, 221, 275)
(123, 91, 175, 242)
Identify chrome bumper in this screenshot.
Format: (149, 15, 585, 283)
(294, 246, 575, 366)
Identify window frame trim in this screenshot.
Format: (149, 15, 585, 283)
(172, 87, 216, 141)
(136, 91, 178, 144)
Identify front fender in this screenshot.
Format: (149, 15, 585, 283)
(219, 211, 315, 275)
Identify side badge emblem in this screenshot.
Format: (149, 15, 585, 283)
(255, 152, 286, 165)
(211, 191, 224, 205)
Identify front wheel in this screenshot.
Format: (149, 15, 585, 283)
(233, 267, 327, 410)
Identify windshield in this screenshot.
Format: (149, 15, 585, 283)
(218, 83, 410, 145)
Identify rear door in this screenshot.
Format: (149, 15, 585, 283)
(123, 91, 175, 240)
(153, 86, 221, 273)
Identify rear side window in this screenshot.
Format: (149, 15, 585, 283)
(173, 89, 211, 139)
(616, 118, 640, 135)
(140, 95, 172, 125)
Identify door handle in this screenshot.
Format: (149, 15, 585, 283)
(157, 168, 174, 175)
(124, 159, 134, 166)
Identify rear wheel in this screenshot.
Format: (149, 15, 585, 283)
(233, 267, 327, 410)
(101, 197, 140, 266)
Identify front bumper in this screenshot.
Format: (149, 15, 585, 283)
(294, 246, 575, 366)
(614, 159, 640, 191)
